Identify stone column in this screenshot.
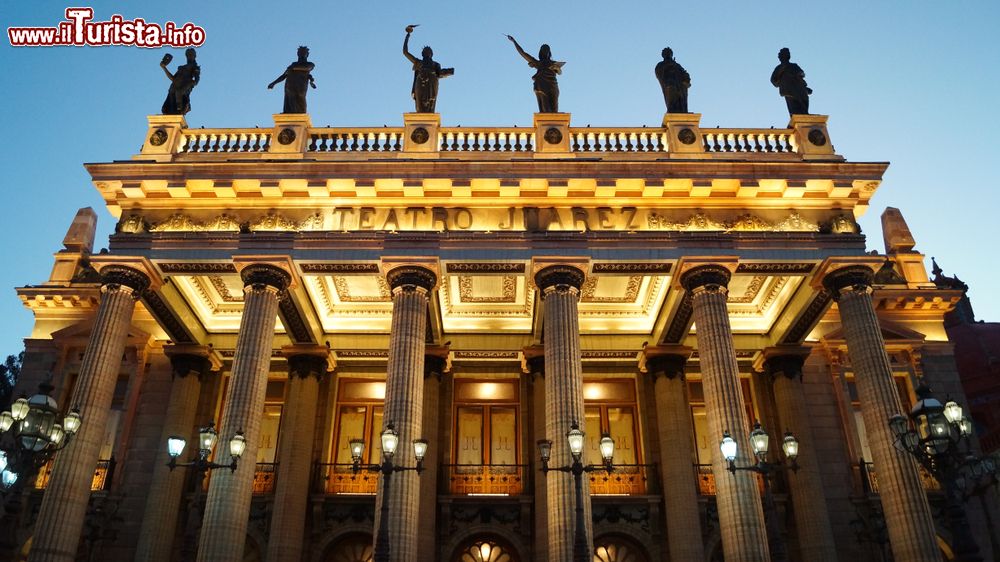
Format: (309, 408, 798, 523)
(762, 349, 838, 562)
(417, 347, 448, 562)
(374, 265, 436, 562)
(524, 347, 549, 562)
(644, 347, 706, 562)
(29, 265, 150, 562)
(823, 266, 940, 561)
(534, 265, 591, 562)
(265, 347, 328, 562)
(680, 264, 769, 562)
(134, 347, 213, 562)
(197, 264, 290, 562)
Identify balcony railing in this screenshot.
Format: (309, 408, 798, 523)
(314, 462, 378, 495)
(35, 458, 115, 491)
(589, 464, 653, 496)
(253, 462, 277, 495)
(445, 464, 527, 496)
(694, 463, 765, 496)
(858, 461, 940, 495)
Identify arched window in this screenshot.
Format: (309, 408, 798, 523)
(324, 533, 374, 562)
(593, 535, 650, 562)
(454, 538, 517, 562)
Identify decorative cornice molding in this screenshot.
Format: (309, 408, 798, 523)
(141, 291, 196, 344)
(159, 262, 238, 275)
(300, 263, 380, 274)
(663, 293, 694, 344)
(781, 290, 832, 344)
(278, 292, 314, 343)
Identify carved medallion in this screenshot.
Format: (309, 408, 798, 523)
(410, 127, 430, 144)
(544, 127, 563, 145)
(808, 128, 827, 146)
(677, 128, 696, 145)
(148, 129, 168, 146)
(277, 128, 297, 145)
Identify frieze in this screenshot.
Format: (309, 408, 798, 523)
(278, 292, 315, 344)
(446, 263, 526, 274)
(452, 351, 520, 360)
(782, 289, 833, 344)
(663, 293, 693, 343)
(736, 262, 815, 275)
(300, 263, 380, 274)
(581, 351, 639, 360)
(592, 263, 672, 274)
(335, 350, 390, 359)
(140, 290, 195, 344)
(159, 262, 238, 274)
(121, 208, 838, 234)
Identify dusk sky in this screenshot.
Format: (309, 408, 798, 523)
(2, 1, 998, 358)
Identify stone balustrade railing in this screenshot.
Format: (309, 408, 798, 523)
(139, 112, 838, 162)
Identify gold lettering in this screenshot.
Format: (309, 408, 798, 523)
(498, 207, 515, 230)
(405, 207, 426, 229)
(596, 207, 615, 230)
(622, 207, 639, 230)
(572, 207, 590, 231)
(381, 209, 400, 231)
(332, 207, 353, 230)
(358, 207, 376, 229)
(453, 208, 473, 230)
(431, 207, 449, 231)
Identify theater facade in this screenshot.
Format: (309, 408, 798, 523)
(11, 110, 996, 562)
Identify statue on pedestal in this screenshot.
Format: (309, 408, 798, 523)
(268, 46, 316, 114)
(770, 47, 811, 115)
(160, 48, 200, 115)
(655, 47, 691, 114)
(403, 25, 454, 113)
(506, 35, 565, 113)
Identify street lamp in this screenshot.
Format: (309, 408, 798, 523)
(720, 421, 799, 562)
(164, 422, 246, 559)
(537, 421, 616, 562)
(348, 422, 428, 562)
(889, 384, 998, 562)
(0, 383, 83, 559)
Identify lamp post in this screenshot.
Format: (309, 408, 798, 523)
(0, 383, 82, 558)
(537, 421, 616, 562)
(164, 422, 246, 559)
(889, 385, 998, 562)
(348, 422, 428, 562)
(720, 421, 799, 562)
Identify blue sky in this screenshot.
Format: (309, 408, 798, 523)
(2, 1, 999, 357)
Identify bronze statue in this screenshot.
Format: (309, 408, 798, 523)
(770, 47, 811, 115)
(268, 46, 316, 114)
(160, 48, 200, 115)
(655, 47, 690, 113)
(403, 25, 454, 113)
(506, 35, 564, 113)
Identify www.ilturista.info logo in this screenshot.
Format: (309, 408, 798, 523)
(8, 8, 205, 48)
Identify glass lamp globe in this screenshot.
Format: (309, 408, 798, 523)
(0, 450, 7, 473)
(781, 431, 799, 461)
(18, 393, 59, 452)
(943, 400, 963, 424)
(229, 432, 247, 459)
(49, 424, 65, 447)
(10, 398, 29, 422)
(1, 469, 17, 489)
(199, 424, 218, 454)
(720, 431, 738, 462)
(536, 439, 553, 463)
(413, 439, 429, 462)
(167, 436, 187, 458)
(749, 422, 770, 461)
(599, 434, 615, 463)
(0, 410, 13, 433)
(381, 426, 399, 460)
(63, 409, 82, 435)
(349, 438, 365, 462)
(566, 424, 585, 458)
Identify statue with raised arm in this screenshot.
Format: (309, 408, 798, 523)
(160, 48, 200, 115)
(403, 25, 454, 113)
(770, 47, 811, 116)
(267, 46, 316, 114)
(655, 47, 691, 113)
(506, 35, 565, 113)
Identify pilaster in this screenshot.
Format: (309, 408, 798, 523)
(533, 112, 572, 157)
(403, 113, 441, 156)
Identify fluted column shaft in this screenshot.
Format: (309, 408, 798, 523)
(535, 265, 591, 562)
(135, 350, 211, 562)
(825, 267, 940, 561)
(682, 265, 769, 562)
(765, 352, 838, 562)
(197, 265, 290, 562)
(29, 266, 149, 562)
(647, 351, 706, 562)
(417, 351, 446, 562)
(265, 352, 326, 562)
(525, 351, 549, 562)
(374, 266, 436, 562)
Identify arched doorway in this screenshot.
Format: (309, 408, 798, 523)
(322, 533, 374, 562)
(451, 536, 519, 562)
(593, 534, 651, 562)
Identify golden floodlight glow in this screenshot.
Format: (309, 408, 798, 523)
(584, 384, 603, 401)
(475, 382, 499, 400)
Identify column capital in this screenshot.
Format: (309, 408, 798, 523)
(165, 344, 217, 379)
(533, 264, 586, 295)
(239, 264, 292, 292)
(813, 257, 882, 299)
(424, 345, 451, 380)
(91, 256, 159, 294)
(385, 265, 438, 292)
(678, 261, 736, 293)
(757, 346, 812, 382)
(641, 345, 693, 381)
(285, 349, 330, 380)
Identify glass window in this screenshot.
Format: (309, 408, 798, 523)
(324, 379, 385, 495)
(583, 379, 644, 495)
(450, 379, 522, 495)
